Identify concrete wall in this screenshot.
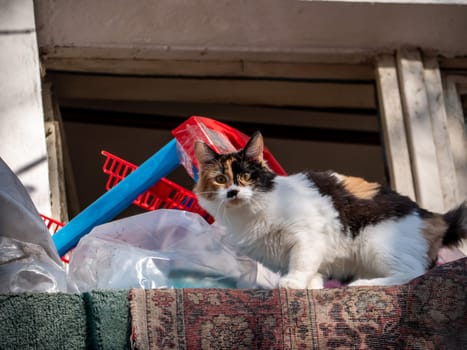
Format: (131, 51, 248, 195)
(0, 0, 51, 215)
(35, 0, 467, 62)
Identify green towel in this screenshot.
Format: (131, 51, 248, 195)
(84, 290, 131, 350)
(0, 290, 130, 350)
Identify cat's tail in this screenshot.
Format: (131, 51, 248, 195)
(442, 201, 467, 246)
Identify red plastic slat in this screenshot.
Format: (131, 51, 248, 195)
(40, 214, 69, 263)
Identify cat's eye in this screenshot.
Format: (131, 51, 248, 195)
(214, 175, 228, 184)
(239, 173, 251, 182)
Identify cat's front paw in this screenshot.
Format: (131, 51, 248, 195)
(307, 275, 324, 289)
(278, 276, 307, 289)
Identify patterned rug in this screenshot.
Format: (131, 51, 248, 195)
(129, 258, 467, 349)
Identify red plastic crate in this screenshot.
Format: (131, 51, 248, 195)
(40, 214, 64, 234)
(101, 150, 214, 223)
(40, 214, 70, 263)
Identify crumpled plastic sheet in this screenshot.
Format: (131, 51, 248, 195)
(68, 209, 280, 292)
(0, 236, 70, 293)
(0, 156, 74, 293)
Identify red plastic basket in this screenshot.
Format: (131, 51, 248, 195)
(40, 214, 70, 263)
(40, 214, 64, 234)
(101, 150, 214, 223)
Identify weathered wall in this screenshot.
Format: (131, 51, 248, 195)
(35, 0, 467, 62)
(0, 0, 51, 215)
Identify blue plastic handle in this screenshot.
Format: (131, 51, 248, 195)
(53, 138, 180, 256)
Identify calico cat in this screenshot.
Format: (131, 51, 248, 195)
(193, 131, 467, 289)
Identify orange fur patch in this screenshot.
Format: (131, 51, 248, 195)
(422, 216, 448, 261)
(223, 158, 234, 182)
(194, 159, 233, 200)
(193, 171, 217, 200)
(340, 175, 380, 200)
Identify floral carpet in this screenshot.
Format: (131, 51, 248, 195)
(130, 258, 467, 349)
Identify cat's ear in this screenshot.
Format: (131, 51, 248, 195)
(194, 141, 217, 168)
(244, 131, 264, 162)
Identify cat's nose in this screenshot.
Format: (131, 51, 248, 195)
(227, 189, 239, 198)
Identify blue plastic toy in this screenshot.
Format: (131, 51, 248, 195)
(52, 139, 180, 257)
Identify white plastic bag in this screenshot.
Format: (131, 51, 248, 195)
(0, 236, 69, 293)
(0, 157, 73, 293)
(68, 209, 279, 292)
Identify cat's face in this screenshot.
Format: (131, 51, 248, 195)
(193, 132, 276, 211)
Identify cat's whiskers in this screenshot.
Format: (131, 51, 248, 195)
(210, 196, 229, 225)
(220, 199, 235, 227)
(245, 194, 265, 214)
(195, 190, 219, 196)
(215, 198, 225, 217)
